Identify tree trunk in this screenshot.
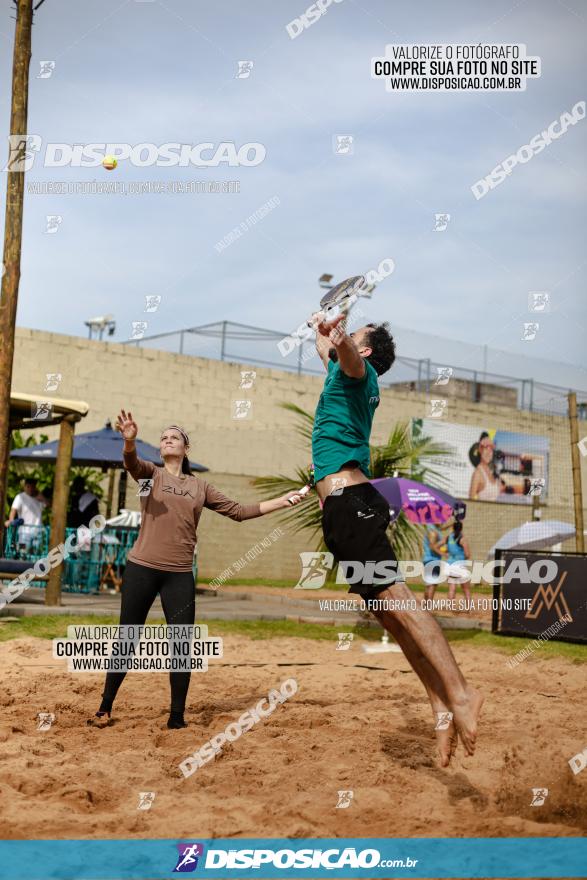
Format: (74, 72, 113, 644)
(0, 0, 34, 543)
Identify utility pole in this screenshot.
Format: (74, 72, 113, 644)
(0, 0, 35, 541)
(568, 391, 585, 553)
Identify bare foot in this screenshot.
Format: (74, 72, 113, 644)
(451, 687, 484, 756)
(435, 720, 458, 767)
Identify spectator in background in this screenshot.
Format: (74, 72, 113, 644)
(446, 520, 473, 605)
(423, 522, 448, 600)
(4, 477, 47, 556)
(68, 476, 100, 528)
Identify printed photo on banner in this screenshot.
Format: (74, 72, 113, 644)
(412, 419, 549, 504)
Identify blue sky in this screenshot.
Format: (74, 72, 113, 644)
(0, 0, 585, 390)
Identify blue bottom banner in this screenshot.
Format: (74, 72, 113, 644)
(0, 837, 585, 879)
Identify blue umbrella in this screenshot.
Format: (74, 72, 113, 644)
(10, 421, 208, 472)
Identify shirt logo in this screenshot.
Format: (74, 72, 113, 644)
(162, 485, 195, 498)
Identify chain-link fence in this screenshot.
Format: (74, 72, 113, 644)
(125, 321, 587, 419)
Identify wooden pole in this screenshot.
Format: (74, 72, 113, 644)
(105, 467, 115, 519)
(0, 0, 34, 548)
(117, 469, 127, 514)
(568, 391, 585, 553)
(45, 415, 76, 606)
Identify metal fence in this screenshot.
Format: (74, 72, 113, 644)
(125, 321, 587, 419)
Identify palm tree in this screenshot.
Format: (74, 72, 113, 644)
(253, 403, 453, 561)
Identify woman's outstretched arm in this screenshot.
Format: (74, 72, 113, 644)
(115, 408, 155, 481)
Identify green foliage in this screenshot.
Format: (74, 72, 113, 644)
(253, 404, 453, 564)
(6, 431, 105, 521)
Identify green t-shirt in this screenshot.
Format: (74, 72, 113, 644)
(311, 358, 380, 483)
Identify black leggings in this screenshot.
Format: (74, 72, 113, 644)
(101, 559, 196, 713)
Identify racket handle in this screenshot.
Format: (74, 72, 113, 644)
(288, 485, 311, 504)
(307, 310, 326, 328)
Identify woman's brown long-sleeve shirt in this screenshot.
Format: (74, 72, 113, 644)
(123, 448, 262, 572)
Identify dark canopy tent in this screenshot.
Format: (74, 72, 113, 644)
(11, 420, 209, 517)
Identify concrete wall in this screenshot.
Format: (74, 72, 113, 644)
(11, 327, 587, 581)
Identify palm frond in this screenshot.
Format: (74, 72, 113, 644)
(253, 407, 455, 559)
(277, 402, 315, 445)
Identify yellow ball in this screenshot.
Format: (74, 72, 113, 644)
(102, 154, 117, 171)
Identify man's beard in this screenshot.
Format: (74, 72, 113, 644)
(328, 347, 338, 363)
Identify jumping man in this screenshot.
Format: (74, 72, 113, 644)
(311, 313, 484, 766)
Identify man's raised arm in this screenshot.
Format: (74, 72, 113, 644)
(317, 314, 365, 379)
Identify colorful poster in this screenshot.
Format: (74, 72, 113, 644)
(412, 419, 550, 504)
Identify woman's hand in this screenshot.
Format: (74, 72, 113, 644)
(115, 409, 138, 441)
(281, 491, 305, 508)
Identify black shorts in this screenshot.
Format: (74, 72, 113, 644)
(322, 482, 403, 601)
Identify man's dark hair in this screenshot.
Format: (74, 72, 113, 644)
(24, 477, 37, 486)
(363, 322, 396, 376)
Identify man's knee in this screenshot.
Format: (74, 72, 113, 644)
(363, 581, 416, 617)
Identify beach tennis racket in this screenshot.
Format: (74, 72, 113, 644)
(307, 275, 370, 327)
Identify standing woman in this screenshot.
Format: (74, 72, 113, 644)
(91, 409, 302, 730)
(446, 520, 473, 605)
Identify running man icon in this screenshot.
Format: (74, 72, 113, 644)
(173, 843, 204, 873)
